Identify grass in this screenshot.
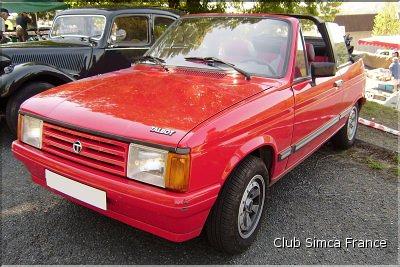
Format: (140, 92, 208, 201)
(343, 143, 398, 179)
(366, 157, 387, 170)
(394, 166, 400, 177)
(394, 155, 400, 177)
(360, 101, 399, 129)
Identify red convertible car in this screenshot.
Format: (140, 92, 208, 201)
(12, 14, 365, 253)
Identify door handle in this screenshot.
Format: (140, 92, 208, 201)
(334, 79, 344, 88)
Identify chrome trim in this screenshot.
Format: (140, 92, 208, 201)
(271, 106, 354, 161)
(334, 79, 344, 87)
(339, 106, 353, 119)
(278, 146, 293, 161)
(294, 115, 340, 152)
(105, 47, 150, 50)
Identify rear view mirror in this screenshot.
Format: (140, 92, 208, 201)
(311, 62, 336, 83)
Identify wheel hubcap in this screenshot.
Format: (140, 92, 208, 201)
(238, 174, 265, 239)
(347, 107, 358, 140)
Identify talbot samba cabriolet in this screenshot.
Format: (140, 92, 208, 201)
(12, 14, 365, 253)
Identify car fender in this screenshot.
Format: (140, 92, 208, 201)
(221, 134, 278, 183)
(0, 62, 75, 98)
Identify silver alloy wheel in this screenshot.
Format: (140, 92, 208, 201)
(347, 106, 358, 140)
(237, 174, 265, 239)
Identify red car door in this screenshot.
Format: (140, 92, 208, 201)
(285, 29, 344, 169)
(325, 22, 366, 113)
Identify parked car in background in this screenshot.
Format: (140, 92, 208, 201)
(0, 8, 181, 133)
(12, 14, 365, 254)
(4, 27, 52, 42)
(376, 49, 395, 56)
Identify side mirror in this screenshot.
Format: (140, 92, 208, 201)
(109, 29, 127, 46)
(115, 29, 127, 42)
(311, 62, 336, 83)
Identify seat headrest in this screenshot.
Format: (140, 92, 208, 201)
(305, 43, 315, 63)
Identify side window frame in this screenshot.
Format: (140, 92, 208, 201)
(325, 22, 351, 68)
(294, 28, 311, 82)
(108, 13, 151, 48)
(152, 15, 176, 44)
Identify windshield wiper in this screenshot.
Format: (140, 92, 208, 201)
(185, 56, 251, 80)
(136, 55, 169, 72)
(80, 34, 101, 45)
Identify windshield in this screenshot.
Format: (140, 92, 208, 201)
(147, 16, 291, 78)
(51, 15, 106, 40)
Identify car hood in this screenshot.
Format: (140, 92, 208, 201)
(0, 39, 92, 49)
(21, 65, 277, 148)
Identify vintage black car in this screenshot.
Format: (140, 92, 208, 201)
(0, 8, 181, 133)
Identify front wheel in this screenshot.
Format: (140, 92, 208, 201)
(331, 104, 359, 150)
(205, 156, 268, 254)
(6, 82, 54, 135)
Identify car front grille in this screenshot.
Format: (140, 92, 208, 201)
(11, 53, 85, 72)
(42, 123, 129, 176)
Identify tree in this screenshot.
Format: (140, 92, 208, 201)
(62, 0, 341, 18)
(64, 0, 168, 9)
(372, 2, 400, 36)
(248, 0, 341, 22)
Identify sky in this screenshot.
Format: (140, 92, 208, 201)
(338, 1, 397, 15)
(225, 1, 399, 15)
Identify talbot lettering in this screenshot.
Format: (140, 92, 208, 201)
(150, 126, 176, 136)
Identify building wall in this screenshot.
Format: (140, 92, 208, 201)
(347, 31, 376, 52)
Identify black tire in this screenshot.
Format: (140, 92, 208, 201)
(331, 104, 359, 150)
(6, 82, 54, 135)
(205, 155, 268, 254)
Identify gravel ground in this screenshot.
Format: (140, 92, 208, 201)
(1, 122, 398, 265)
(357, 125, 399, 153)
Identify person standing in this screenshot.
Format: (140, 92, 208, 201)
(16, 12, 32, 42)
(0, 8, 10, 44)
(389, 54, 400, 92)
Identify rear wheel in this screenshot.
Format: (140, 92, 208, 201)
(331, 104, 359, 150)
(205, 156, 268, 254)
(6, 82, 54, 135)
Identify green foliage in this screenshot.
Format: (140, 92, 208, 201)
(248, 0, 341, 22)
(360, 101, 399, 130)
(372, 2, 400, 36)
(366, 157, 386, 170)
(62, 0, 341, 19)
(64, 0, 168, 9)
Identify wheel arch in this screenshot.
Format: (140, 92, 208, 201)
(357, 96, 366, 109)
(1, 62, 75, 99)
(22, 73, 70, 87)
(221, 136, 278, 187)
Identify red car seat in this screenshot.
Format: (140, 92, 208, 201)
(305, 43, 315, 64)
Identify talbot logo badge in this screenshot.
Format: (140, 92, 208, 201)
(150, 126, 176, 136)
(72, 140, 83, 154)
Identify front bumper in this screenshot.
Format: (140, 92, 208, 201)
(12, 141, 219, 242)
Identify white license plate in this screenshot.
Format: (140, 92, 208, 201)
(45, 170, 107, 210)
